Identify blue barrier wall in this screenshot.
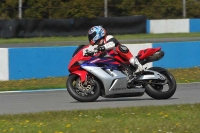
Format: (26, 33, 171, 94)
(153, 41, 200, 68)
(6, 41, 200, 80)
(190, 19, 200, 32)
(2, 41, 200, 80)
(146, 20, 150, 34)
(9, 46, 77, 80)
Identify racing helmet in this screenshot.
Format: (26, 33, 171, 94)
(88, 26, 106, 45)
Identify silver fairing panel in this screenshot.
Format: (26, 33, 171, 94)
(82, 66, 145, 95)
(137, 70, 167, 80)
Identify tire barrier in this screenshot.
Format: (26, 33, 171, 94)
(0, 16, 146, 38)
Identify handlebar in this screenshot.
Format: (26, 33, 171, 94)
(85, 51, 95, 56)
(84, 46, 105, 57)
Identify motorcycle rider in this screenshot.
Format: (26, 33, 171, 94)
(87, 25, 144, 75)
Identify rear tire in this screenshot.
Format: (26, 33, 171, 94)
(145, 67, 177, 99)
(66, 74, 100, 102)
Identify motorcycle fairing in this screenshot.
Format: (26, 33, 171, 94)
(82, 66, 145, 95)
(81, 56, 121, 69)
(70, 55, 121, 83)
(71, 70, 88, 82)
(137, 70, 167, 81)
(82, 65, 168, 96)
(138, 47, 161, 60)
(68, 45, 92, 72)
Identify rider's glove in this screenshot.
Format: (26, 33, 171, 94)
(97, 45, 105, 52)
(85, 50, 94, 56)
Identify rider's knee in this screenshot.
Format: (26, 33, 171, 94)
(117, 45, 129, 53)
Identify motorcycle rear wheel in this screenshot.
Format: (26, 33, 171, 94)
(66, 74, 100, 102)
(145, 67, 177, 99)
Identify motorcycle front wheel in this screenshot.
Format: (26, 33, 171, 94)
(66, 74, 101, 102)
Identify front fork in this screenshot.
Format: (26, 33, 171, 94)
(71, 70, 95, 86)
(71, 70, 88, 83)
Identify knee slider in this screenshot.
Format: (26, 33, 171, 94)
(119, 45, 129, 53)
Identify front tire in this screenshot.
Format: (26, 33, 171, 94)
(145, 67, 177, 99)
(66, 74, 100, 102)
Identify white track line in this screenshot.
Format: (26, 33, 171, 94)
(0, 88, 66, 93)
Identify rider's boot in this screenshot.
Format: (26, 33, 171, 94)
(127, 57, 144, 86)
(129, 57, 144, 73)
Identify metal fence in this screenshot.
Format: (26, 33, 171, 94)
(0, 0, 191, 19)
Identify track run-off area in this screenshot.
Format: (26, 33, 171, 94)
(0, 83, 199, 115)
(1, 37, 200, 115)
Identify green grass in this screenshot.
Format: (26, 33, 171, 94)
(0, 67, 200, 91)
(168, 67, 200, 83)
(0, 103, 199, 133)
(0, 36, 87, 44)
(0, 77, 67, 91)
(1, 32, 200, 44)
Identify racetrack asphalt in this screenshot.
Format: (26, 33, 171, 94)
(0, 83, 199, 115)
(1, 37, 200, 48)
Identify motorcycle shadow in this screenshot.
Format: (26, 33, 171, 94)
(95, 97, 178, 102)
(71, 97, 178, 103)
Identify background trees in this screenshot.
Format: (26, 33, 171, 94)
(0, 0, 200, 19)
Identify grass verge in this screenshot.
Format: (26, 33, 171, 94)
(0, 103, 199, 133)
(1, 32, 200, 44)
(0, 67, 200, 91)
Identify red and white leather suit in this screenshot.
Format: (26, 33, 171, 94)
(101, 35, 143, 73)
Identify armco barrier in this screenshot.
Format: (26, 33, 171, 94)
(0, 46, 76, 81)
(0, 48, 9, 81)
(0, 41, 200, 81)
(146, 19, 200, 33)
